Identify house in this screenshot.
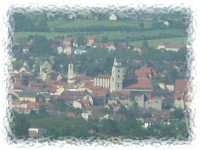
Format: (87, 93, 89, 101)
(124, 79, 153, 92)
(18, 91, 38, 102)
(94, 74, 111, 88)
(146, 96, 164, 111)
(39, 61, 52, 81)
(66, 112, 77, 118)
(73, 101, 82, 109)
(63, 45, 73, 55)
(63, 38, 74, 46)
(133, 47, 148, 54)
(26, 102, 43, 113)
(81, 112, 90, 120)
(135, 68, 158, 80)
(174, 93, 191, 109)
(12, 82, 23, 93)
(29, 128, 47, 138)
(57, 46, 64, 54)
(109, 14, 117, 21)
(68, 13, 76, 20)
(86, 36, 95, 46)
(175, 79, 192, 94)
(22, 47, 29, 54)
(157, 43, 186, 52)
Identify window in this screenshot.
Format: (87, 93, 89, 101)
(118, 75, 120, 78)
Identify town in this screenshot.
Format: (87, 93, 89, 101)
(9, 9, 191, 140)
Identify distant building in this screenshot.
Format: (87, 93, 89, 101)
(29, 128, 47, 138)
(39, 61, 52, 81)
(94, 74, 111, 88)
(18, 91, 38, 102)
(174, 79, 192, 109)
(157, 43, 186, 52)
(110, 58, 125, 92)
(109, 14, 117, 21)
(67, 63, 76, 84)
(86, 36, 95, 46)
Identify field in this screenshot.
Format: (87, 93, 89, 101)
(14, 19, 187, 48)
(48, 19, 152, 31)
(130, 37, 187, 48)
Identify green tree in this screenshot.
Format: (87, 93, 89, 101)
(10, 112, 30, 138)
(142, 40, 149, 48)
(171, 108, 184, 121)
(76, 35, 86, 46)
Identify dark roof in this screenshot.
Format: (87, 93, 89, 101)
(61, 91, 88, 97)
(18, 91, 37, 98)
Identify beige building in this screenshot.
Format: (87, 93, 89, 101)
(18, 92, 37, 102)
(39, 61, 52, 81)
(146, 96, 163, 111)
(109, 14, 117, 21)
(67, 63, 76, 84)
(94, 75, 111, 88)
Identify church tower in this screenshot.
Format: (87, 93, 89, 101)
(110, 58, 125, 92)
(67, 63, 75, 84)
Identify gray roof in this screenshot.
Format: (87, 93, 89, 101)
(18, 91, 37, 98)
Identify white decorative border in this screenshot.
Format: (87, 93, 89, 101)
(0, 0, 199, 150)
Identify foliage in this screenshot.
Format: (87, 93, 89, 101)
(10, 111, 30, 138)
(28, 35, 51, 56)
(13, 12, 49, 32)
(170, 108, 185, 121)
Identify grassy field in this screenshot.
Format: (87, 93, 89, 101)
(129, 37, 187, 48)
(14, 29, 186, 41)
(48, 19, 153, 31)
(14, 19, 187, 48)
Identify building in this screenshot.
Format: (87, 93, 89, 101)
(174, 79, 192, 109)
(94, 74, 111, 88)
(39, 61, 52, 81)
(29, 128, 47, 138)
(157, 43, 186, 52)
(63, 46, 73, 55)
(86, 36, 95, 46)
(110, 58, 125, 92)
(67, 63, 76, 84)
(109, 14, 117, 21)
(18, 91, 38, 102)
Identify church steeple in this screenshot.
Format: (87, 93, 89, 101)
(110, 58, 124, 92)
(67, 63, 75, 84)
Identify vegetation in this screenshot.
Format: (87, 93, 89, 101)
(10, 111, 189, 140)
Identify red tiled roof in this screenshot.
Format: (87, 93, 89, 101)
(175, 79, 192, 92)
(164, 43, 185, 49)
(174, 93, 192, 102)
(66, 112, 77, 118)
(28, 81, 44, 88)
(125, 79, 152, 89)
(27, 102, 42, 110)
(80, 99, 91, 106)
(63, 38, 74, 42)
(112, 91, 131, 97)
(135, 68, 158, 78)
(86, 36, 95, 41)
(63, 45, 72, 49)
(74, 75, 93, 81)
(13, 82, 23, 89)
(95, 74, 111, 79)
(92, 42, 115, 48)
(55, 95, 75, 101)
(92, 89, 108, 97)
